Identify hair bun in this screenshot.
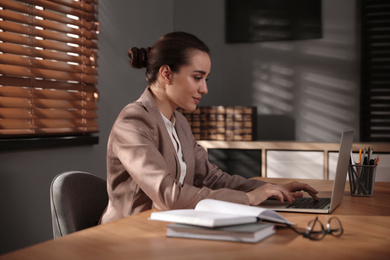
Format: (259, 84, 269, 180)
(128, 47, 150, 69)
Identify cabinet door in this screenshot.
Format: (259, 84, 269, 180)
(267, 151, 324, 179)
(207, 149, 262, 179)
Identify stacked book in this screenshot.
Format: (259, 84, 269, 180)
(178, 106, 257, 141)
(149, 199, 293, 243)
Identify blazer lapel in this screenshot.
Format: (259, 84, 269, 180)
(139, 88, 181, 180)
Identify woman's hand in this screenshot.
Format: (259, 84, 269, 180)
(283, 181, 319, 201)
(246, 181, 319, 206)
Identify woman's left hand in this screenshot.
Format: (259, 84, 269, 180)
(283, 181, 319, 200)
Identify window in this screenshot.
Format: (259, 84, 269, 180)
(0, 0, 99, 138)
(360, 0, 390, 142)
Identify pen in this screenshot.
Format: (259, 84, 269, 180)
(363, 154, 368, 165)
(362, 148, 367, 165)
(367, 147, 370, 162)
(368, 147, 373, 162)
(350, 151, 356, 165)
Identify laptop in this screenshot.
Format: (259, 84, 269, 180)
(260, 130, 354, 214)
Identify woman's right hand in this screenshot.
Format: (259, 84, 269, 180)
(246, 183, 294, 206)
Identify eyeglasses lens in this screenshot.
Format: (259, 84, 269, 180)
(327, 217, 343, 237)
(307, 218, 325, 240)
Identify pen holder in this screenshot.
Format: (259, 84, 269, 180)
(348, 164, 377, 197)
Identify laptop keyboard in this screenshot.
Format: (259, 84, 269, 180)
(286, 197, 331, 209)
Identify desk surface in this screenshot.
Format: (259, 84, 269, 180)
(1, 178, 390, 260)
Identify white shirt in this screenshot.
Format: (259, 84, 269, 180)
(161, 113, 187, 184)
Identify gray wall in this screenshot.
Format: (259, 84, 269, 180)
(0, 0, 359, 254)
(174, 0, 359, 142)
(0, 0, 173, 254)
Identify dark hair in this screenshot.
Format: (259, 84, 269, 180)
(128, 32, 210, 85)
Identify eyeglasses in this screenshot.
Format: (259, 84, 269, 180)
(287, 216, 344, 241)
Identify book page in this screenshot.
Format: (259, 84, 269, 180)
(149, 209, 256, 227)
(195, 199, 293, 225)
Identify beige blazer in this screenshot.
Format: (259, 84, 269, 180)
(100, 88, 265, 224)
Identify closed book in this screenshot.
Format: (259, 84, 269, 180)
(225, 106, 235, 140)
(149, 199, 294, 228)
(166, 222, 275, 243)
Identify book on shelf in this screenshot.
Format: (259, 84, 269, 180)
(178, 106, 257, 141)
(149, 199, 293, 228)
(166, 222, 275, 243)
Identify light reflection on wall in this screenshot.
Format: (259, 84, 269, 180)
(251, 22, 359, 142)
(299, 71, 357, 142)
(253, 61, 295, 115)
(302, 46, 355, 60)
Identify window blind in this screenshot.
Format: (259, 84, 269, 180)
(360, 0, 390, 141)
(0, 0, 99, 137)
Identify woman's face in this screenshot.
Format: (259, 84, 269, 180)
(166, 51, 211, 113)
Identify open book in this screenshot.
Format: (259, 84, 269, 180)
(149, 199, 293, 228)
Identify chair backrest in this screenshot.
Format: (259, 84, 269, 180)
(50, 171, 108, 238)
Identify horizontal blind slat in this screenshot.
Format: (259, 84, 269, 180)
(49, 0, 94, 13)
(0, 0, 97, 30)
(0, 119, 33, 129)
(0, 108, 31, 118)
(0, 64, 97, 84)
(0, 86, 97, 102)
(34, 108, 98, 119)
(0, 96, 97, 110)
(0, 85, 30, 98)
(37, 127, 99, 134)
(0, 129, 34, 135)
(0, 20, 98, 45)
(16, 0, 96, 21)
(0, 53, 98, 75)
(0, 32, 98, 56)
(0, 9, 96, 39)
(0, 119, 98, 129)
(0, 42, 96, 65)
(33, 89, 97, 101)
(35, 118, 98, 128)
(34, 99, 98, 109)
(0, 76, 98, 92)
(0, 127, 98, 135)
(0, 96, 32, 108)
(0, 108, 97, 119)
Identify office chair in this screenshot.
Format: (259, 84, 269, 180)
(50, 171, 108, 238)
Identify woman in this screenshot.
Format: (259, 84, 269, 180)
(100, 32, 318, 224)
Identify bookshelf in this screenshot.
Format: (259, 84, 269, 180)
(179, 106, 257, 141)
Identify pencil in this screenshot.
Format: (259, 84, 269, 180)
(374, 156, 381, 165)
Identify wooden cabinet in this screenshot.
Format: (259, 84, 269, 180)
(198, 140, 390, 181)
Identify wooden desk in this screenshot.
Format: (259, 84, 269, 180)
(1, 178, 390, 260)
